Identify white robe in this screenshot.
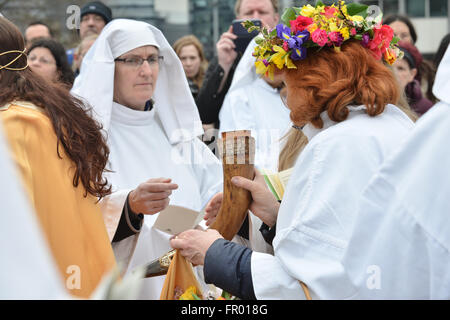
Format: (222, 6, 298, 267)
(0, 122, 68, 299)
(219, 77, 291, 172)
(339, 46, 450, 299)
(101, 102, 222, 299)
(250, 104, 415, 299)
(340, 102, 450, 299)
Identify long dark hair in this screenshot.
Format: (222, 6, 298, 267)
(0, 17, 111, 199)
(28, 38, 75, 86)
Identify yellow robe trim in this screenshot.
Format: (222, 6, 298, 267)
(0, 101, 116, 298)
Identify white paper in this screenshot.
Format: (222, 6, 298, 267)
(153, 205, 205, 235)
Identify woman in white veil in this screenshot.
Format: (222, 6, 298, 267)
(72, 19, 223, 299)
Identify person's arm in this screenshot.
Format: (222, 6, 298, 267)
(196, 59, 233, 124)
(204, 239, 256, 300)
(112, 193, 144, 243)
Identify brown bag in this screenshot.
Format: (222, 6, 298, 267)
(160, 250, 203, 300)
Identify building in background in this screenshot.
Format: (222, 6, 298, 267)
(189, 0, 235, 59)
(1, 0, 448, 59)
(106, 0, 164, 27)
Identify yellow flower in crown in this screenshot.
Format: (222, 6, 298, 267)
(255, 59, 270, 75)
(328, 22, 339, 32)
(245, 1, 402, 75)
(300, 4, 316, 17)
(271, 45, 296, 69)
(340, 27, 350, 40)
(350, 15, 364, 22)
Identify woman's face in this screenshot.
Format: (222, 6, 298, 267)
(179, 44, 201, 79)
(113, 45, 160, 110)
(27, 47, 59, 83)
(389, 21, 413, 44)
(393, 58, 417, 91)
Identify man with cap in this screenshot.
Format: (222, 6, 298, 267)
(67, 1, 112, 67)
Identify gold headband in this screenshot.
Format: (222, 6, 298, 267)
(0, 49, 28, 71)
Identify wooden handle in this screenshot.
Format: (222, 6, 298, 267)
(209, 131, 255, 241)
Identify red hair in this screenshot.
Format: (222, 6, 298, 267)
(284, 40, 400, 128)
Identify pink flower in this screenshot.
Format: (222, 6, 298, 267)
(283, 41, 289, 52)
(322, 6, 338, 18)
(311, 29, 328, 47)
(351, 28, 357, 36)
(290, 16, 314, 33)
(329, 31, 344, 46)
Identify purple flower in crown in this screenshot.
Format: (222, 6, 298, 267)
(329, 31, 344, 47)
(276, 24, 292, 42)
(361, 33, 370, 47)
(288, 30, 310, 60)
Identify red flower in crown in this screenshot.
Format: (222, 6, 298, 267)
(367, 25, 394, 60)
(290, 16, 314, 34)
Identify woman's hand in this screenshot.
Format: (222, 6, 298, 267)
(231, 169, 280, 227)
(203, 170, 280, 228)
(128, 178, 178, 215)
(170, 229, 223, 266)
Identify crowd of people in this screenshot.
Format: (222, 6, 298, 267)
(0, 0, 449, 300)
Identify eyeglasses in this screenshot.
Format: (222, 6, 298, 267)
(115, 55, 164, 70)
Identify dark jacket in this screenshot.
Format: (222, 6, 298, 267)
(195, 56, 241, 126)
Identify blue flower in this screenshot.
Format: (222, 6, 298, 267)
(276, 24, 292, 41)
(288, 31, 310, 60)
(291, 46, 307, 60)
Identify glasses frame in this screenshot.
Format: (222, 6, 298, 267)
(114, 55, 164, 69)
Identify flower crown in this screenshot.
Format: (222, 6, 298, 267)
(244, 1, 403, 78)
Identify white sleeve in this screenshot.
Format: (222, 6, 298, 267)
(251, 252, 307, 300)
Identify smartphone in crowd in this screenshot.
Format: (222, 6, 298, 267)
(232, 18, 262, 55)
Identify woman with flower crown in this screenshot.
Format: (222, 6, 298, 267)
(171, 1, 416, 299)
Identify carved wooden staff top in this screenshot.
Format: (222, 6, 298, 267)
(209, 130, 256, 240)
